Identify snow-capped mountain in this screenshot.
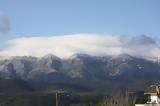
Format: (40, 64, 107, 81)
(0, 53, 159, 82)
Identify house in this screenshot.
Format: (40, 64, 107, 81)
(144, 85, 160, 104)
(135, 84, 160, 106)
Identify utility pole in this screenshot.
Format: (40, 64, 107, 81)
(56, 93, 58, 106)
(55, 90, 69, 106)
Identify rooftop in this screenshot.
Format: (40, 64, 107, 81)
(145, 85, 160, 94)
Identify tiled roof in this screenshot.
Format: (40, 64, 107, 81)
(145, 86, 160, 94)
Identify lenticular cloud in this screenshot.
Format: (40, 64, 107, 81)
(0, 34, 160, 59)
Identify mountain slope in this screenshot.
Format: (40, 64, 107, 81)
(0, 54, 160, 90)
(0, 54, 159, 83)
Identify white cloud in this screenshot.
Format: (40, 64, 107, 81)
(0, 13, 10, 34)
(0, 34, 160, 59)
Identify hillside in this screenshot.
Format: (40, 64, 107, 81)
(0, 54, 159, 92)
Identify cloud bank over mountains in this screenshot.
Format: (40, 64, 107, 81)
(0, 34, 160, 59)
(0, 13, 10, 34)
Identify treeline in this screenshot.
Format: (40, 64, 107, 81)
(0, 90, 145, 106)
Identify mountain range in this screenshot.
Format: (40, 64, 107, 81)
(0, 53, 159, 92)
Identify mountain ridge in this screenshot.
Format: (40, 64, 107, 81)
(0, 53, 158, 82)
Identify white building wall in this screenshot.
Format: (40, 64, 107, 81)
(135, 104, 160, 106)
(150, 95, 158, 103)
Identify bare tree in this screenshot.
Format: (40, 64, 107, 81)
(99, 89, 137, 106)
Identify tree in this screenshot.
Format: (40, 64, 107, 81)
(99, 89, 137, 106)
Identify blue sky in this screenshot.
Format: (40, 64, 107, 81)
(0, 0, 160, 58)
(0, 0, 160, 37)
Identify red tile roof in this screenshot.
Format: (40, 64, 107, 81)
(145, 86, 160, 94)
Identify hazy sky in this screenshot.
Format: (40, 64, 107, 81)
(0, 0, 160, 58)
